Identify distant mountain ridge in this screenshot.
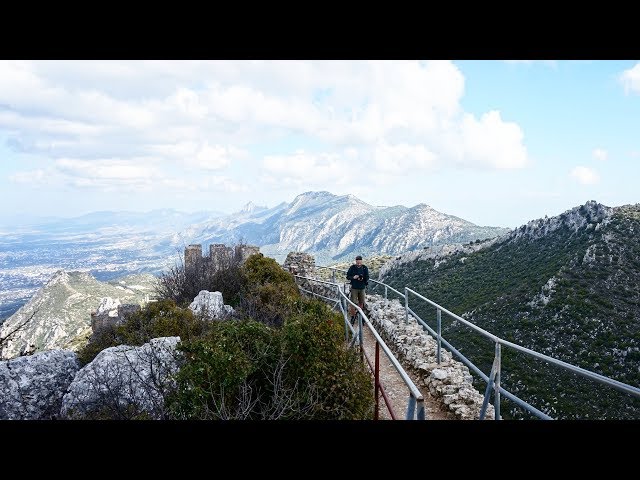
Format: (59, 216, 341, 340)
(0, 192, 508, 319)
(377, 200, 640, 419)
(183, 191, 510, 263)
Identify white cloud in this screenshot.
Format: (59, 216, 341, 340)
(373, 142, 437, 173)
(9, 154, 249, 194)
(570, 166, 600, 185)
(9, 169, 47, 185)
(592, 148, 608, 161)
(458, 111, 528, 169)
(0, 60, 531, 197)
(620, 62, 640, 95)
(261, 150, 349, 187)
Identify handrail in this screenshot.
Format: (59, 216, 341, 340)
(315, 265, 406, 299)
(404, 287, 640, 399)
(313, 264, 640, 420)
(292, 273, 425, 420)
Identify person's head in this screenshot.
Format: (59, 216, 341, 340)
(355, 255, 362, 266)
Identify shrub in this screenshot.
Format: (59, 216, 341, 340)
(167, 320, 293, 420)
(78, 299, 205, 365)
(280, 298, 374, 419)
(238, 254, 300, 327)
(167, 298, 374, 420)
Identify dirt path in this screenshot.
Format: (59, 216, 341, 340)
(359, 320, 453, 420)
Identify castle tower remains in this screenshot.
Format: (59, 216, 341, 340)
(210, 243, 234, 270)
(185, 244, 203, 270)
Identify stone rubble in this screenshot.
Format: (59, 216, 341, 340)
(365, 294, 495, 420)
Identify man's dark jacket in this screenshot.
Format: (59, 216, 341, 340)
(346, 264, 369, 289)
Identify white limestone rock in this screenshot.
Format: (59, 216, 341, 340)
(189, 290, 235, 319)
(96, 297, 121, 317)
(60, 336, 181, 419)
(0, 350, 80, 419)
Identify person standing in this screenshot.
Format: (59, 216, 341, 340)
(346, 255, 369, 320)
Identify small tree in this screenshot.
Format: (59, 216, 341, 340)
(155, 241, 249, 307)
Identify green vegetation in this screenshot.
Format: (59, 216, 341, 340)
(80, 252, 374, 419)
(380, 205, 640, 419)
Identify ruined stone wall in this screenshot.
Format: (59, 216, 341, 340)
(185, 243, 260, 276)
(364, 295, 494, 420)
(185, 244, 203, 271)
(236, 245, 260, 263)
(90, 304, 141, 334)
(210, 243, 234, 270)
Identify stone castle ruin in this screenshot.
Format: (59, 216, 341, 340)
(282, 251, 316, 277)
(185, 243, 261, 274)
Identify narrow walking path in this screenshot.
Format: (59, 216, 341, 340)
(359, 320, 453, 420)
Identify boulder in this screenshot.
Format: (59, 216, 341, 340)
(60, 336, 181, 419)
(189, 290, 234, 319)
(0, 350, 80, 419)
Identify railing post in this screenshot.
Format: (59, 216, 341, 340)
(494, 342, 501, 420)
(479, 357, 498, 420)
(384, 285, 388, 306)
(437, 308, 442, 364)
(358, 313, 364, 355)
(406, 394, 416, 420)
(416, 399, 425, 420)
(331, 269, 335, 283)
(374, 341, 380, 420)
(404, 287, 409, 325)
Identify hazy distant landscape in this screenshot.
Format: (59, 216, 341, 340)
(1, 192, 507, 321)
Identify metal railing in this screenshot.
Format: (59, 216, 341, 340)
(292, 273, 425, 420)
(315, 265, 640, 420)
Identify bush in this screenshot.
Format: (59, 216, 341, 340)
(280, 298, 374, 419)
(238, 254, 300, 327)
(78, 299, 205, 365)
(167, 298, 374, 420)
(167, 320, 292, 420)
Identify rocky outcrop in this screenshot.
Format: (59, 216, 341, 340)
(365, 295, 495, 420)
(0, 271, 155, 360)
(60, 336, 182, 419)
(0, 350, 81, 420)
(188, 291, 234, 319)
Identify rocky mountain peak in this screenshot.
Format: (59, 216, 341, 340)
(508, 200, 612, 242)
(238, 201, 267, 214)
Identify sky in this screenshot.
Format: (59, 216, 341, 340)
(1, 60, 639, 229)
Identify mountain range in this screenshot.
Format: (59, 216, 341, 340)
(376, 200, 640, 419)
(0, 192, 507, 319)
